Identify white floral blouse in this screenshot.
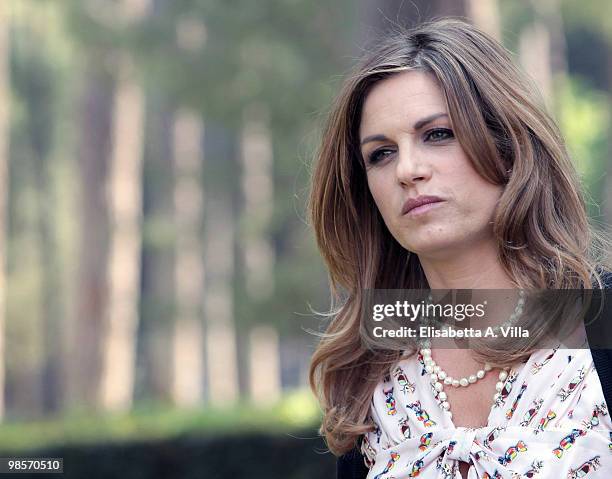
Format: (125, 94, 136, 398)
(360, 346, 612, 478)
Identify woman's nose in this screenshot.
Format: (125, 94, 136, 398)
(396, 147, 431, 185)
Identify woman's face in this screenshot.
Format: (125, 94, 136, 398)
(359, 70, 503, 259)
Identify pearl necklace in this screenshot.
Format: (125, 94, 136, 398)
(419, 343, 510, 418)
(417, 290, 524, 417)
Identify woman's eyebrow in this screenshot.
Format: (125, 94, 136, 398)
(360, 112, 449, 146)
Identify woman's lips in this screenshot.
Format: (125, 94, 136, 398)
(405, 200, 444, 217)
(402, 195, 445, 216)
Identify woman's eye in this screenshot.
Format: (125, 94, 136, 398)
(424, 128, 454, 142)
(367, 148, 394, 164)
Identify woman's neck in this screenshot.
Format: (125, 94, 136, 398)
(418, 240, 515, 290)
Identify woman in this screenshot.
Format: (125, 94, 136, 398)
(308, 18, 612, 479)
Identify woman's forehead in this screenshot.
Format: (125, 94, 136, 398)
(359, 71, 448, 139)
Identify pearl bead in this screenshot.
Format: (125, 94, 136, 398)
(459, 378, 469, 387)
(421, 348, 431, 356)
(468, 375, 477, 384)
(476, 370, 485, 379)
(430, 374, 438, 383)
(484, 363, 492, 371)
(443, 377, 452, 385)
(425, 365, 433, 374)
(438, 391, 447, 401)
(452, 379, 460, 387)
(495, 381, 504, 392)
(433, 365, 441, 374)
(438, 371, 447, 380)
(499, 371, 508, 381)
(441, 401, 450, 410)
(434, 382, 443, 392)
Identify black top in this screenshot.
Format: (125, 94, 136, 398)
(336, 272, 612, 479)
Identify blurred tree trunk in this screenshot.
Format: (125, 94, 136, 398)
(171, 108, 204, 406)
(240, 107, 274, 301)
(99, 54, 144, 411)
(71, 0, 149, 416)
(71, 61, 114, 410)
(139, 103, 175, 403)
(33, 129, 63, 417)
(239, 104, 280, 404)
(27, 52, 63, 417)
(0, 0, 9, 420)
(204, 199, 238, 405)
(249, 325, 279, 403)
(466, 0, 500, 40)
(534, 0, 568, 82)
(203, 125, 239, 406)
(520, 0, 568, 109)
(98, 40, 146, 412)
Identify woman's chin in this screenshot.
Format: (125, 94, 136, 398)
(401, 237, 459, 259)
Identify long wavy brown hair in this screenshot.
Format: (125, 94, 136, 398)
(307, 18, 611, 456)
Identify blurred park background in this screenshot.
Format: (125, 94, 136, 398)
(0, 0, 610, 477)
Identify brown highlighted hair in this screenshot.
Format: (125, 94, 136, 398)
(307, 18, 611, 456)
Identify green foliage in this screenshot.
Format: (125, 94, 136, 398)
(556, 76, 610, 219)
(561, 0, 612, 41)
(0, 389, 321, 452)
(64, 0, 356, 130)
